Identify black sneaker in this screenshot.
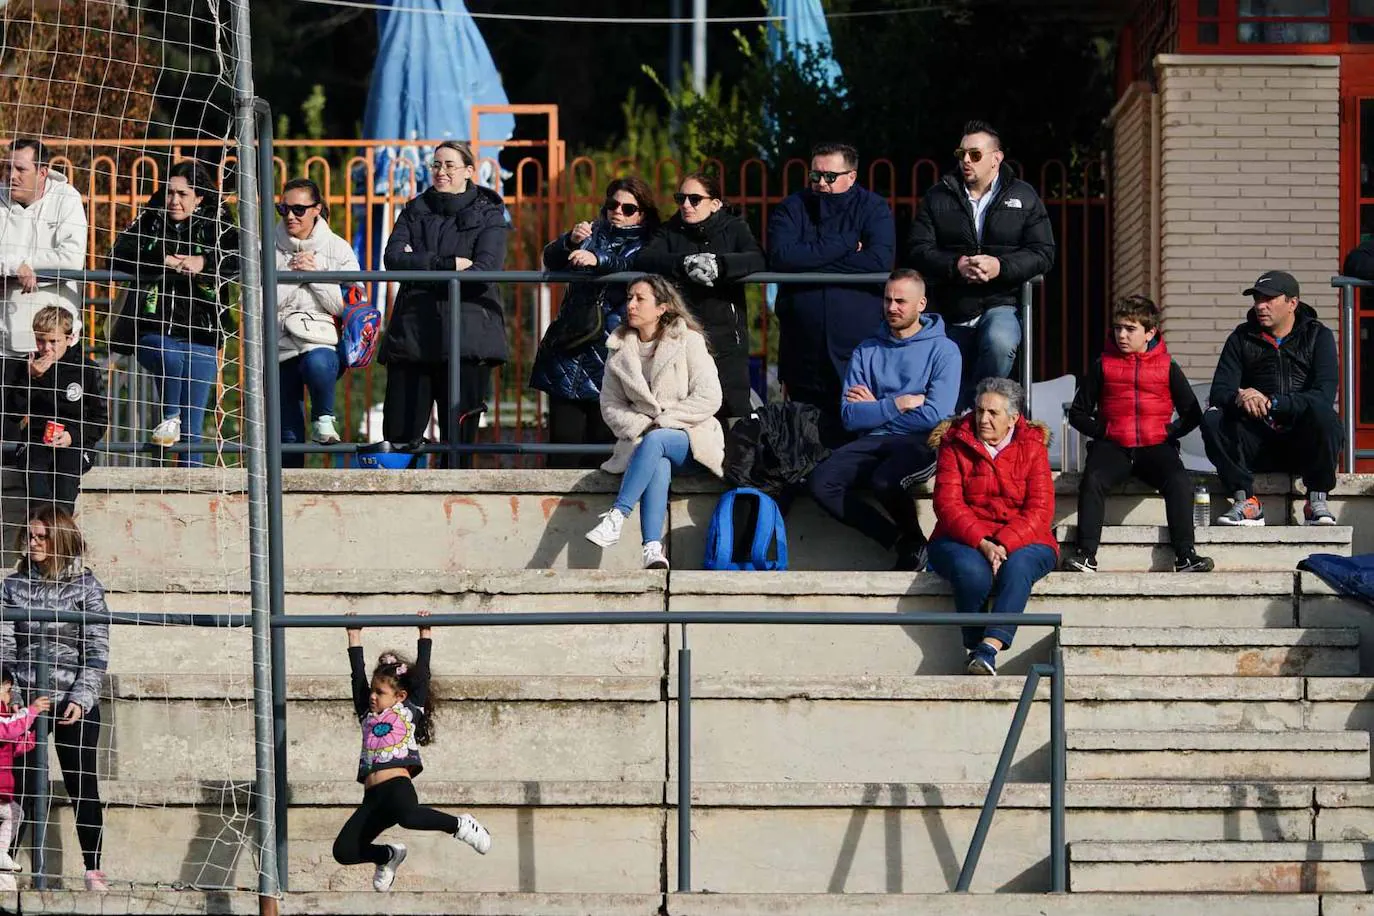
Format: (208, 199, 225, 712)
(893, 533, 928, 572)
(1063, 550, 1097, 573)
(966, 644, 998, 676)
(1174, 552, 1215, 573)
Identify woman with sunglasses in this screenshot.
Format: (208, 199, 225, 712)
(381, 141, 508, 464)
(110, 160, 239, 465)
(273, 177, 360, 464)
(636, 173, 764, 420)
(530, 177, 660, 468)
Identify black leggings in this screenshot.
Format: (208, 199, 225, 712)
(17, 706, 104, 872)
(332, 776, 458, 867)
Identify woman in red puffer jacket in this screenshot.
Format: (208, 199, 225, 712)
(926, 377, 1057, 677)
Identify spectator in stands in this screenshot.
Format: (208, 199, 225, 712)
(0, 505, 109, 891)
(769, 142, 895, 445)
(927, 377, 1057, 676)
(273, 177, 359, 467)
(380, 141, 507, 466)
(1202, 270, 1342, 526)
(585, 275, 723, 570)
(1342, 236, 1374, 281)
(636, 173, 764, 420)
(807, 269, 960, 571)
(0, 671, 47, 892)
(2, 306, 107, 516)
(530, 177, 660, 468)
(0, 139, 87, 360)
(110, 159, 239, 465)
(903, 121, 1055, 410)
(1064, 295, 1212, 573)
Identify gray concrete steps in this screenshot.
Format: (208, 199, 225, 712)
(1068, 841, 1374, 892)
(1068, 730, 1371, 780)
(1053, 524, 1352, 571)
(1060, 626, 1360, 676)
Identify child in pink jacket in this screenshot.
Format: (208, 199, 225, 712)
(0, 669, 49, 888)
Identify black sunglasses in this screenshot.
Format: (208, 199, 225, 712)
(673, 192, 712, 207)
(276, 202, 317, 218)
(604, 199, 640, 216)
(809, 169, 855, 184)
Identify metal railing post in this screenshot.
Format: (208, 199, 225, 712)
(29, 634, 51, 889)
(252, 99, 290, 894)
(677, 625, 692, 892)
(1342, 281, 1357, 473)
(956, 663, 1043, 891)
(1050, 633, 1067, 892)
(448, 278, 463, 469)
(1020, 280, 1035, 419)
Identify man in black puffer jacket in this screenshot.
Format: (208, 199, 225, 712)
(903, 120, 1055, 409)
(1202, 270, 1343, 527)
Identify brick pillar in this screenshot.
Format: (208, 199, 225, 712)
(1156, 54, 1340, 385)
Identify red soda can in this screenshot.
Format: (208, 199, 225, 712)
(42, 420, 64, 445)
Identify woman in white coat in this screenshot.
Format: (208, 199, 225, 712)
(274, 178, 360, 465)
(585, 274, 724, 569)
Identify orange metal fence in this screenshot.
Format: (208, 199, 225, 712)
(45, 132, 1111, 449)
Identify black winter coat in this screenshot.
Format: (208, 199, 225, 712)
(380, 185, 509, 365)
(634, 209, 765, 363)
(1343, 238, 1374, 281)
(1209, 303, 1338, 423)
(110, 194, 241, 351)
(903, 164, 1056, 324)
(768, 185, 895, 388)
(1, 346, 108, 449)
(724, 401, 830, 497)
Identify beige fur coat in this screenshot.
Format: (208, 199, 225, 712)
(599, 320, 725, 476)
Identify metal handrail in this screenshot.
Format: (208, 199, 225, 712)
(1331, 275, 1369, 468)
(4, 606, 1066, 895)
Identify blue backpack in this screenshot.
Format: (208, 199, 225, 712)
(703, 488, 788, 571)
(336, 284, 381, 372)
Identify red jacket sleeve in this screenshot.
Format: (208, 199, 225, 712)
(932, 444, 997, 548)
(0, 707, 36, 749)
(992, 439, 1056, 553)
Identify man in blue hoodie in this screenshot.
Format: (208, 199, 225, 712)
(807, 268, 962, 570)
(769, 142, 895, 445)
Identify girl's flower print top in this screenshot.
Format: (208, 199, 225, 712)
(356, 701, 423, 782)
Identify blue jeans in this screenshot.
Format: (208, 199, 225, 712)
(280, 348, 340, 469)
(136, 333, 219, 467)
(613, 429, 692, 545)
(945, 305, 1021, 411)
(926, 538, 1057, 650)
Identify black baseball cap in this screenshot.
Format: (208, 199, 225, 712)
(1243, 270, 1300, 300)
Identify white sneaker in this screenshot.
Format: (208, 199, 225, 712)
(149, 417, 182, 448)
(312, 415, 341, 444)
(642, 540, 669, 570)
(372, 843, 406, 892)
(455, 813, 492, 854)
(83, 868, 109, 892)
(585, 508, 625, 547)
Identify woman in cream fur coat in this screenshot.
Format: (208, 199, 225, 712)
(273, 178, 360, 464)
(585, 274, 724, 569)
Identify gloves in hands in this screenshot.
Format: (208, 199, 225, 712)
(683, 253, 720, 287)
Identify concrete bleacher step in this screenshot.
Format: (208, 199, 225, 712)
(1067, 730, 1370, 781)
(1060, 627, 1360, 676)
(666, 893, 1327, 916)
(1069, 841, 1374, 893)
(1053, 525, 1352, 571)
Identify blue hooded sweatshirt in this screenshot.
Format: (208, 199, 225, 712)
(839, 313, 961, 436)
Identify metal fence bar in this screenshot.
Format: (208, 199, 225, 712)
(1335, 278, 1359, 472)
(448, 278, 463, 469)
(955, 662, 1046, 891)
(30, 635, 51, 889)
(677, 629, 692, 893)
(1021, 280, 1035, 419)
(1050, 633, 1067, 892)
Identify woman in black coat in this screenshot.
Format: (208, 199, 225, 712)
(635, 172, 764, 420)
(381, 140, 508, 460)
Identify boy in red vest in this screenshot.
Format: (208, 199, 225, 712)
(1064, 295, 1212, 573)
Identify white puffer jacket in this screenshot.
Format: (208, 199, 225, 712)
(273, 218, 360, 361)
(0, 170, 86, 357)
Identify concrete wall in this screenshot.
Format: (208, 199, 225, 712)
(1155, 54, 1341, 383)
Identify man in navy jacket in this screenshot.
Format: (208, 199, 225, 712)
(769, 142, 895, 445)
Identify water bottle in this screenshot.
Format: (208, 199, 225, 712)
(1193, 486, 1211, 528)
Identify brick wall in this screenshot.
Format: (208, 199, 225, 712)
(1156, 54, 1340, 384)
(1110, 82, 1154, 303)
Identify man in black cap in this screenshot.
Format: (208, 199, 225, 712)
(1201, 270, 1343, 526)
